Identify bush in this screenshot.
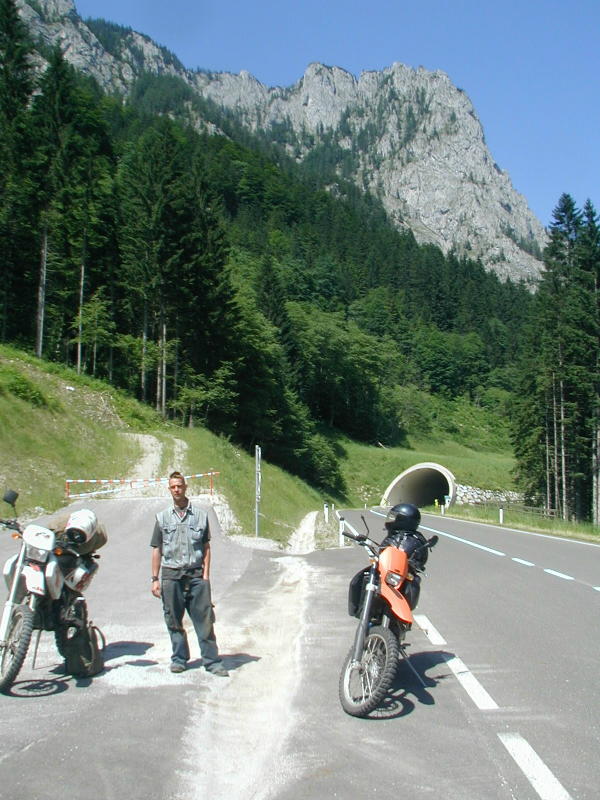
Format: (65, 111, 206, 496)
(0, 364, 50, 408)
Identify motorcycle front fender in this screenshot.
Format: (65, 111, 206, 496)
(379, 581, 413, 625)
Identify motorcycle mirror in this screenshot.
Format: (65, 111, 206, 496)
(360, 515, 370, 535)
(428, 535, 439, 548)
(3, 489, 18, 508)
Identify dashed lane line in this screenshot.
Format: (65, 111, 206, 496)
(498, 733, 573, 800)
(415, 614, 497, 709)
(420, 524, 593, 591)
(413, 613, 446, 645)
(415, 615, 574, 800)
(442, 654, 499, 710)
(543, 569, 574, 581)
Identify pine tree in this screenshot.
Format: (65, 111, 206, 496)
(30, 48, 115, 359)
(512, 194, 598, 521)
(576, 200, 600, 522)
(0, 0, 36, 342)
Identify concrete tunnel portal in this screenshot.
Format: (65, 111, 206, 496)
(380, 462, 456, 509)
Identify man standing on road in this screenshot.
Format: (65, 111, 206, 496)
(150, 471, 229, 677)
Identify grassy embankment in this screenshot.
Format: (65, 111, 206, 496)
(1, 344, 596, 545)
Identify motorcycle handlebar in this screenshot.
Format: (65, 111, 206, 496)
(342, 529, 381, 555)
(0, 517, 22, 533)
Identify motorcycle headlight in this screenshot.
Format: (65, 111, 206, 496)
(25, 544, 49, 563)
(384, 571, 403, 588)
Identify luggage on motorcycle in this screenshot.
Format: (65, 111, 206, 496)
(382, 530, 429, 569)
(347, 568, 369, 617)
(63, 623, 105, 678)
(400, 572, 421, 610)
(400, 531, 429, 569)
(48, 515, 108, 556)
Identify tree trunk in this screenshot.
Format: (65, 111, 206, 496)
(593, 421, 600, 526)
(141, 303, 147, 403)
(545, 425, 552, 511)
(35, 224, 48, 358)
(552, 375, 561, 518)
(161, 320, 167, 417)
(76, 232, 87, 374)
(559, 377, 569, 520)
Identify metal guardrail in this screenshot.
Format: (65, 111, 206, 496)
(477, 500, 557, 522)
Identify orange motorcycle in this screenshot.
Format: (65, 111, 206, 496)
(339, 503, 438, 717)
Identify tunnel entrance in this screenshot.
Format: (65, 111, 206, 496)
(380, 462, 456, 508)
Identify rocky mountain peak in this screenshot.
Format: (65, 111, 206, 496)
(20, 0, 547, 283)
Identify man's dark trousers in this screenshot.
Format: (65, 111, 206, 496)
(161, 575, 219, 669)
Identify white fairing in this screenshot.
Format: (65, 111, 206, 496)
(22, 564, 45, 595)
(45, 559, 64, 599)
(23, 524, 55, 550)
(64, 560, 97, 592)
(2, 554, 18, 591)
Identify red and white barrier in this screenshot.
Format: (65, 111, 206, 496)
(65, 471, 220, 499)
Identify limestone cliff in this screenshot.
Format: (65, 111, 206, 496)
(19, 0, 547, 283)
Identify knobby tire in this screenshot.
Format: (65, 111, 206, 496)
(339, 625, 399, 717)
(0, 604, 35, 694)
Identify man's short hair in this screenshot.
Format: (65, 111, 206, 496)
(169, 471, 185, 482)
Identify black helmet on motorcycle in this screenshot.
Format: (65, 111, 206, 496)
(385, 502, 421, 532)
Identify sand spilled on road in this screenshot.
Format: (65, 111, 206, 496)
(173, 555, 310, 800)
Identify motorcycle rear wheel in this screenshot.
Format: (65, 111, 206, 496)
(0, 604, 35, 694)
(339, 625, 399, 717)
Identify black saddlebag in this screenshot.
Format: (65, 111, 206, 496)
(347, 568, 369, 617)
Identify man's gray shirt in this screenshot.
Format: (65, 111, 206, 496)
(151, 503, 210, 578)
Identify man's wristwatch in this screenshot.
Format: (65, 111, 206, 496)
(151, 576, 159, 582)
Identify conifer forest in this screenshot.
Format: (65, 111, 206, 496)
(1, 1, 599, 521)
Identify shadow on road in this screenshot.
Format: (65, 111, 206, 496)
(364, 648, 454, 721)
(4, 677, 71, 698)
(184, 652, 261, 672)
(103, 640, 155, 661)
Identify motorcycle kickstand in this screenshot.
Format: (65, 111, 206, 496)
(30, 629, 43, 670)
(398, 644, 427, 688)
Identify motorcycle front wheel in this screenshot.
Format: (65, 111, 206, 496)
(339, 625, 399, 717)
(0, 604, 35, 694)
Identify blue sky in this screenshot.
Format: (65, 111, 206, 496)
(73, 0, 599, 227)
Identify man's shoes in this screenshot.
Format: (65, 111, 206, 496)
(170, 662, 186, 673)
(207, 666, 229, 677)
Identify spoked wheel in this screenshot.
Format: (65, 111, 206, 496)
(0, 604, 35, 694)
(339, 625, 399, 717)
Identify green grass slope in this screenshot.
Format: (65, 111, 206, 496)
(0, 344, 521, 544)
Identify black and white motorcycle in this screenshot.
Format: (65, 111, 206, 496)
(0, 490, 103, 693)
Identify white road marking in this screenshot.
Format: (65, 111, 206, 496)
(414, 611, 576, 798)
(498, 732, 573, 800)
(442, 654, 499, 710)
(414, 614, 447, 645)
(420, 523, 595, 592)
(543, 569, 574, 581)
(420, 526, 506, 556)
(419, 511, 600, 548)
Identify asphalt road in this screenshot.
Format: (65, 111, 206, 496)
(0, 499, 598, 800)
